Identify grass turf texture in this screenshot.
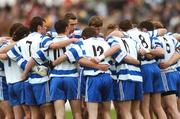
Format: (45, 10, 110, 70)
(65, 109, 116, 119)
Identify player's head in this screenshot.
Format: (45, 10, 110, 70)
(81, 27, 97, 40)
(13, 26, 30, 42)
(64, 12, 78, 33)
(119, 20, 133, 31)
(9, 23, 23, 37)
(54, 19, 69, 35)
(29, 16, 47, 35)
(105, 23, 118, 37)
(88, 16, 103, 35)
(151, 21, 164, 29)
(138, 20, 154, 32)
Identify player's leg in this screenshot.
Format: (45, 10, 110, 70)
(0, 101, 14, 119)
(22, 105, 31, 119)
(34, 81, 53, 119)
(151, 93, 167, 119)
(69, 100, 82, 119)
(140, 94, 151, 119)
(10, 81, 29, 119)
(85, 75, 101, 119)
(97, 104, 104, 119)
(118, 101, 132, 119)
(131, 81, 144, 119)
(64, 77, 82, 119)
(162, 94, 180, 119)
(40, 103, 54, 119)
(178, 97, 180, 112)
(54, 100, 65, 119)
(87, 102, 99, 119)
(80, 72, 88, 119)
(131, 100, 144, 119)
(101, 101, 111, 119)
(25, 82, 41, 119)
(115, 80, 137, 119)
(81, 97, 88, 119)
(29, 105, 41, 119)
(0, 107, 5, 119)
(50, 77, 66, 119)
(100, 73, 114, 119)
(113, 101, 121, 119)
(140, 64, 153, 119)
(0, 77, 14, 119)
(13, 105, 24, 119)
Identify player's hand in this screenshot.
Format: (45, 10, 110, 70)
(97, 64, 109, 71)
(135, 60, 140, 65)
(21, 71, 27, 81)
(159, 61, 170, 69)
(48, 60, 54, 70)
(139, 48, 147, 56)
(145, 53, 154, 59)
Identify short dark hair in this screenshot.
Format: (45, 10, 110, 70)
(138, 20, 154, 31)
(119, 20, 133, 31)
(88, 16, 103, 27)
(54, 20, 68, 34)
(81, 27, 97, 39)
(64, 12, 77, 23)
(9, 23, 23, 37)
(13, 26, 30, 41)
(29, 16, 45, 32)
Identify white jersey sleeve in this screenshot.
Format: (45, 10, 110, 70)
(65, 43, 83, 63)
(106, 36, 127, 63)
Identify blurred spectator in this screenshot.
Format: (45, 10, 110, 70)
(0, 0, 179, 36)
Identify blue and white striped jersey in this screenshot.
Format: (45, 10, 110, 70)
(106, 36, 127, 80)
(0, 39, 6, 77)
(69, 28, 82, 39)
(0, 41, 22, 84)
(158, 32, 179, 71)
(108, 33, 142, 82)
(66, 37, 111, 76)
(48, 35, 79, 78)
(7, 32, 53, 84)
(127, 28, 162, 65)
(47, 30, 58, 38)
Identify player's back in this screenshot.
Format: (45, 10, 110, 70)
(158, 33, 179, 70)
(158, 33, 178, 61)
(16, 32, 42, 61)
(127, 28, 151, 50)
(81, 37, 111, 76)
(48, 35, 79, 78)
(115, 34, 138, 59)
(113, 35, 142, 82)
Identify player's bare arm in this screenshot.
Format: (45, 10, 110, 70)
(49, 38, 79, 49)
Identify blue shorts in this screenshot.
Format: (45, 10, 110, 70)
(50, 77, 81, 101)
(8, 81, 25, 106)
(113, 80, 143, 101)
(85, 73, 114, 102)
(25, 81, 51, 105)
(0, 76, 8, 101)
(161, 71, 178, 93)
(141, 63, 164, 93)
(177, 68, 180, 97)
